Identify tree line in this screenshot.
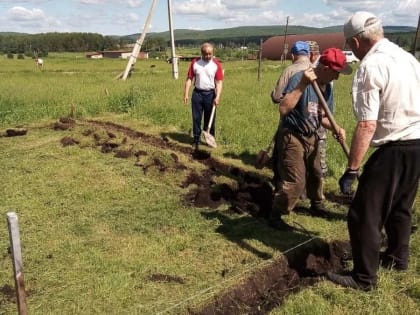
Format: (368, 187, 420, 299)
(0, 31, 416, 58)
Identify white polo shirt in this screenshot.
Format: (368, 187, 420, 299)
(187, 57, 224, 91)
(351, 38, 420, 146)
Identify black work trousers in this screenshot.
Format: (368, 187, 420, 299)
(349, 139, 420, 287)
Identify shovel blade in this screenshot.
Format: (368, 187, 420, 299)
(203, 131, 217, 148)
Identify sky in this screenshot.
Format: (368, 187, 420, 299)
(0, 0, 419, 36)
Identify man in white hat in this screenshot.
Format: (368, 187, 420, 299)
(327, 11, 420, 291)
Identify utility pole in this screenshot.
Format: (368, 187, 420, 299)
(120, 0, 157, 80)
(167, 0, 178, 79)
(258, 38, 263, 81)
(281, 16, 289, 63)
(412, 14, 420, 56)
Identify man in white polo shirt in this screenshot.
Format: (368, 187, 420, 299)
(326, 11, 420, 291)
(183, 42, 224, 151)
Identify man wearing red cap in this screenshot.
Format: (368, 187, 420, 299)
(326, 11, 420, 291)
(270, 41, 319, 188)
(268, 47, 350, 230)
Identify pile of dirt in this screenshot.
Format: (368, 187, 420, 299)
(190, 239, 351, 315)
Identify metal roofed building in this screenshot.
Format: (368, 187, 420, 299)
(261, 32, 346, 60)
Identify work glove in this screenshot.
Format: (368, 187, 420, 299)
(339, 168, 359, 195)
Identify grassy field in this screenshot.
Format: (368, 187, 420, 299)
(0, 53, 419, 314)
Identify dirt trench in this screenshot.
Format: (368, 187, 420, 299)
(51, 118, 352, 313)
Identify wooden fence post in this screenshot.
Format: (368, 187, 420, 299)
(7, 212, 28, 315)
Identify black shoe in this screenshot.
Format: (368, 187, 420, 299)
(326, 272, 373, 291)
(191, 142, 199, 152)
(268, 218, 293, 231)
(380, 252, 407, 271)
(272, 192, 291, 215)
(308, 201, 329, 217)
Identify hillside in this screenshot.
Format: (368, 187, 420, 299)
(0, 25, 415, 41)
(0, 24, 415, 53)
(121, 24, 416, 42)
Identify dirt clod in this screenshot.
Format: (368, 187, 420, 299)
(148, 273, 186, 284)
(60, 136, 79, 146)
(5, 128, 27, 137)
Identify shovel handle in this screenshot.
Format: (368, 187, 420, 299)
(207, 105, 216, 131)
(311, 80, 350, 159)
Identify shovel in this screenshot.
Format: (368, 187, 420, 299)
(203, 105, 217, 148)
(255, 134, 275, 169)
(311, 80, 350, 158)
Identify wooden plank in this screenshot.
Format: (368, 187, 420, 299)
(7, 212, 28, 315)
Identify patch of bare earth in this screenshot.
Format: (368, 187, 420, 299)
(2, 118, 352, 313)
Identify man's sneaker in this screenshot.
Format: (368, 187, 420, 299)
(326, 271, 373, 291)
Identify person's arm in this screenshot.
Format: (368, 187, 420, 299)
(271, 74, 289, 104)
(338, 120, 376, 194)
(214, 80, 223, 106)
(183, 78, 192, 105)
(347, 120, 376, 170)
(279, 68, 313, 116)
(321, 117, 346, 143)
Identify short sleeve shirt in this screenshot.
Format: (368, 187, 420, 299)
(187, 57, 224, 91)
(271, 58, 312, 103)
(281, 71, 334, 136)
(351, 38, 420, 146)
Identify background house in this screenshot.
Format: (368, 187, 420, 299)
(86, 51, 149, 59)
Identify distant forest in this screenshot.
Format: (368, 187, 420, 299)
(0, 25, 417, 57)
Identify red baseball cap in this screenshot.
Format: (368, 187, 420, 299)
(319, 48, 352, 75)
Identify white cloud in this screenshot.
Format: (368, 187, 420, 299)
(127, 0, 142, 7)
(175, 0, 225, 15)
(394, 0, 420, 16)
(324, 0, 387, 11)
(0, 0, 417, 35)
(78, 0, 105, 4)
(8, 6, 45, 21)
(5, 6, 62, 33)
(126, 12, 139, 22)
(223, 0, 278, 10)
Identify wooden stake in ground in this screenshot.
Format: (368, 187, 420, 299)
(7, 212, 28, 315)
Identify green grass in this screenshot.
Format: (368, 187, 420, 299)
(0, 53, 419, 314)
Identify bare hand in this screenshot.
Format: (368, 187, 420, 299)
(334, 127, 346, 144)
(213, 97, 220, 106)
(301, 67, 317, 85)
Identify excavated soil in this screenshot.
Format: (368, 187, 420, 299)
(3, 118, 354, 313)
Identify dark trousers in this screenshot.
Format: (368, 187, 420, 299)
(349, 139, 420, 287)
(272, 127, 280, 186)
(191, 89, 215, 145)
